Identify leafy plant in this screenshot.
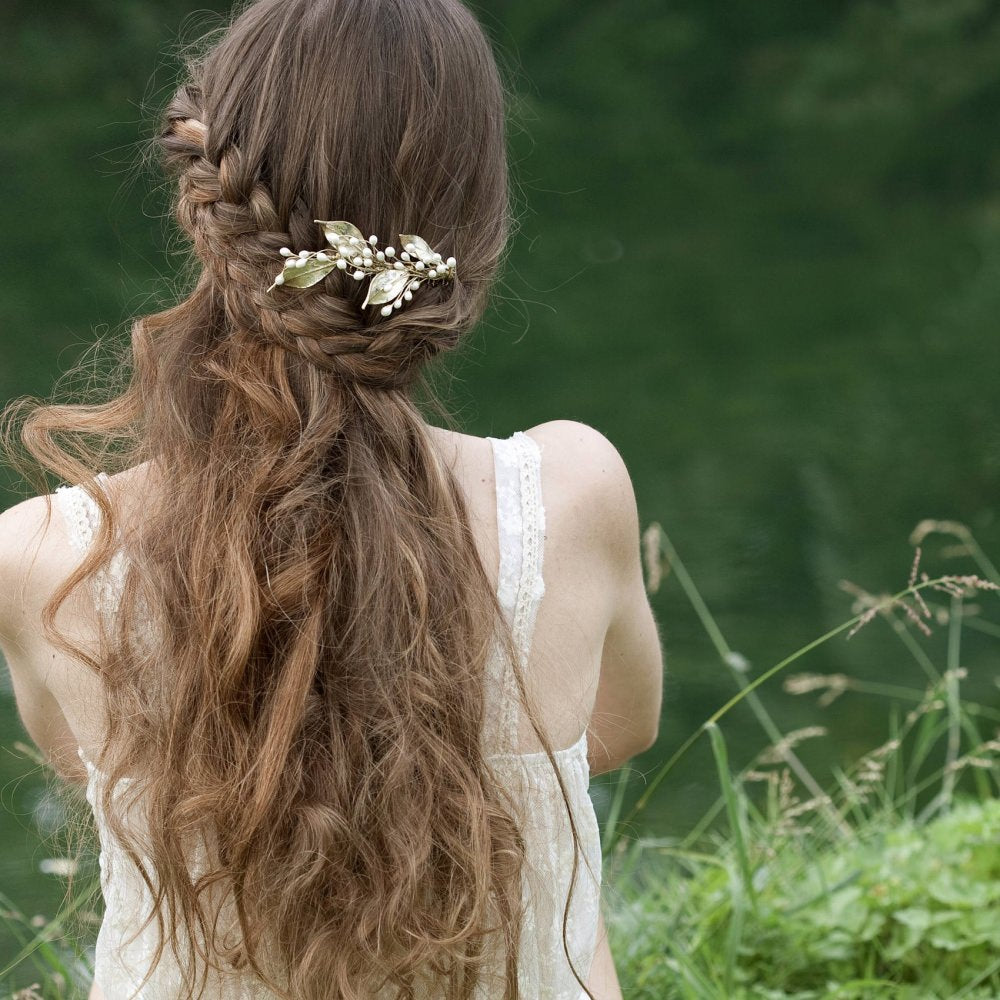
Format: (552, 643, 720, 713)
(603, 522, 1000, 999)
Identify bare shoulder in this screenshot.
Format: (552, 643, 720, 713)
(522, 420, 640, 578)
(524, 419, 630, 483)
(0, 493, 65, 640)
(0, 467, 145, 646)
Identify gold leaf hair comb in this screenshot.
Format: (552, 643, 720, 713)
(268, 220, 457, 317)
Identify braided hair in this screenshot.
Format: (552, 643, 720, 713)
(161, 105, 459, 390)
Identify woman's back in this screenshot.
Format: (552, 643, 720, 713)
(47, 421, 630, 999)
(54, 421, 624, 770)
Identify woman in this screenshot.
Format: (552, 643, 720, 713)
(0, 0, 663, 997)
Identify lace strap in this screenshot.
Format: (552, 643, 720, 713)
(54, 481, 100, 556)
(511, 430, 546, 669)
(489, 435, 523, 623)
(484, 431, 546, 753)
(53, 473, 125, 618)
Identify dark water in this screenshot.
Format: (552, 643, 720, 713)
(2, 0, 1000, 973)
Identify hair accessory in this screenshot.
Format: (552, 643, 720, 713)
(268, 220, 457, 317)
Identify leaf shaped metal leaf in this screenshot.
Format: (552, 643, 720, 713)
(363, 268, 411, 309)
(363, 269, 411, 309)
(398, 234, 437, 265)
(317, 220, 366, 247)
(273, 258, 337, 291)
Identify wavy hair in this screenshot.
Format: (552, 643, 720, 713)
(1, 1, 593, 998)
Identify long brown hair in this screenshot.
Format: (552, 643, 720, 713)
(1, 1, 593, 998)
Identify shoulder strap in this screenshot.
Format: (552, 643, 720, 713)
(53, 474, 125, 618)
(510, 430, 546, 666)
(489, 433, 523, 623)
(484, 431, 546, 753)
(54, 482, 100, 556)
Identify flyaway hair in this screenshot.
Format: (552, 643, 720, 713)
(1, 1, 593, 998)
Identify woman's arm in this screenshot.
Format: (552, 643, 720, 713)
(0, 496, 90, 786)
(587, 907, 624, 1000)
(582, 428, 664, 776)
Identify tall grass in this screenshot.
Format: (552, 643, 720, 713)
(1, 522, 999, 998)
(600, 521, 1000, 999)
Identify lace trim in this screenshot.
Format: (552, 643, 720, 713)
(498, 435, 523, 754)
(54, 483, 95, 555)
(491, 435, 522, 623)
(514, 431, 546, 663)
(483, 431, 547, 755)
(53, 474, 126, 620)
(502, 431, 546, 753)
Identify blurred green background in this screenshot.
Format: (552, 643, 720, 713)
(2, 0, 1000, 966)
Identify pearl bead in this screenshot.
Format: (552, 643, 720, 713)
(446, 257, 456, 268)
(337, 259, 348, 270)
(401, 251, 411, 262)
(274, 273, 285, 285)
(280, 247, 292, 257)
(369, 235, 378, 244)
(385, 247, 395, 257)
(428, 268, 438, 278)
(317, 252, 329, 262)
(349, 236, 359, 245)
(380, 304, 393, 316)
(376, 251, 385, 261)
(394, 262, 405, 270)
(414, 261, 425, 271)
(353, 270, 364, 280)
(405, 244, 416, 253)
(403, 290, 413, 301)
(298, 250, 310, 258)
(394, 299, 403, 309)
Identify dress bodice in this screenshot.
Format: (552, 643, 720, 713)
(54, 430, 602, 999)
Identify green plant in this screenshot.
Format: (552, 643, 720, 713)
(602, 522, 1000, 999)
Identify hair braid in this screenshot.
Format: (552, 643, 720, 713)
(159, 90, 464, 391)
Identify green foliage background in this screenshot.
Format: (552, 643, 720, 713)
(1, 0, 999, 969)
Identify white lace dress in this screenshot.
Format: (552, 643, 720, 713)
(54, 430, 603, 999)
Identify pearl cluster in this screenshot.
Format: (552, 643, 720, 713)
(268, 221, 457, 318)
